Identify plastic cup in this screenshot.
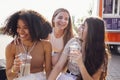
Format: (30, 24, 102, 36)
(18, 53, 32, 77)
(69, 41, 80, 63)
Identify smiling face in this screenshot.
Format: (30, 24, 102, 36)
(17, 19, 31, 41)
(78, 22, 88, 42)
(53, 11, 69, 30)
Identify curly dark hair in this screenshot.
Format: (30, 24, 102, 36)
(1, 9, 52, 41)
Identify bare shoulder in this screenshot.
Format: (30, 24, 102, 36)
(40, 40, 52, 55)
(40, 40, 51, 47)
(6, 40, 16, 52)
(5, 40, 16, 58)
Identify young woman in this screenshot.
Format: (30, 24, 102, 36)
(49, 8, 74, 66)
(48, 17, 110, 80)
(13, 8, 75, 67)
(1, 10, 52, 80)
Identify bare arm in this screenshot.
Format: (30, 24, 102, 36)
(48, 38, 80, 80)
(48, 38, 75, 80)
(48, 52, 68, 80)
(5, 42, 21, 80)
(78, 59, 102, 80)
(70, 51, 103, 80)
(44, 41, 52, 78)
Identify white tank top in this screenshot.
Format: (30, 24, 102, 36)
(49, 29, 64, 53)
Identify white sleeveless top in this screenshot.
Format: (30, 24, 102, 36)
(49, 29, 64, 53)
(62, 37, 83, 75)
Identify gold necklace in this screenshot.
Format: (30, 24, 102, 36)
(21, 42, 37, 54)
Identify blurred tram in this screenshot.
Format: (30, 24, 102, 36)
(93, 0, 120, 54)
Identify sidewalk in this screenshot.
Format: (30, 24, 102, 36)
(106, 54, 120, 80)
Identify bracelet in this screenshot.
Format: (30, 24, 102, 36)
(11, 67, 18, 73)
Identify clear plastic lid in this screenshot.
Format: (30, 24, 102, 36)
(18, 53, 32, 60)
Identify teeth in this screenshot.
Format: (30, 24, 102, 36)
(20, 35, 25, 38)
(59, 24, 66, 26)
